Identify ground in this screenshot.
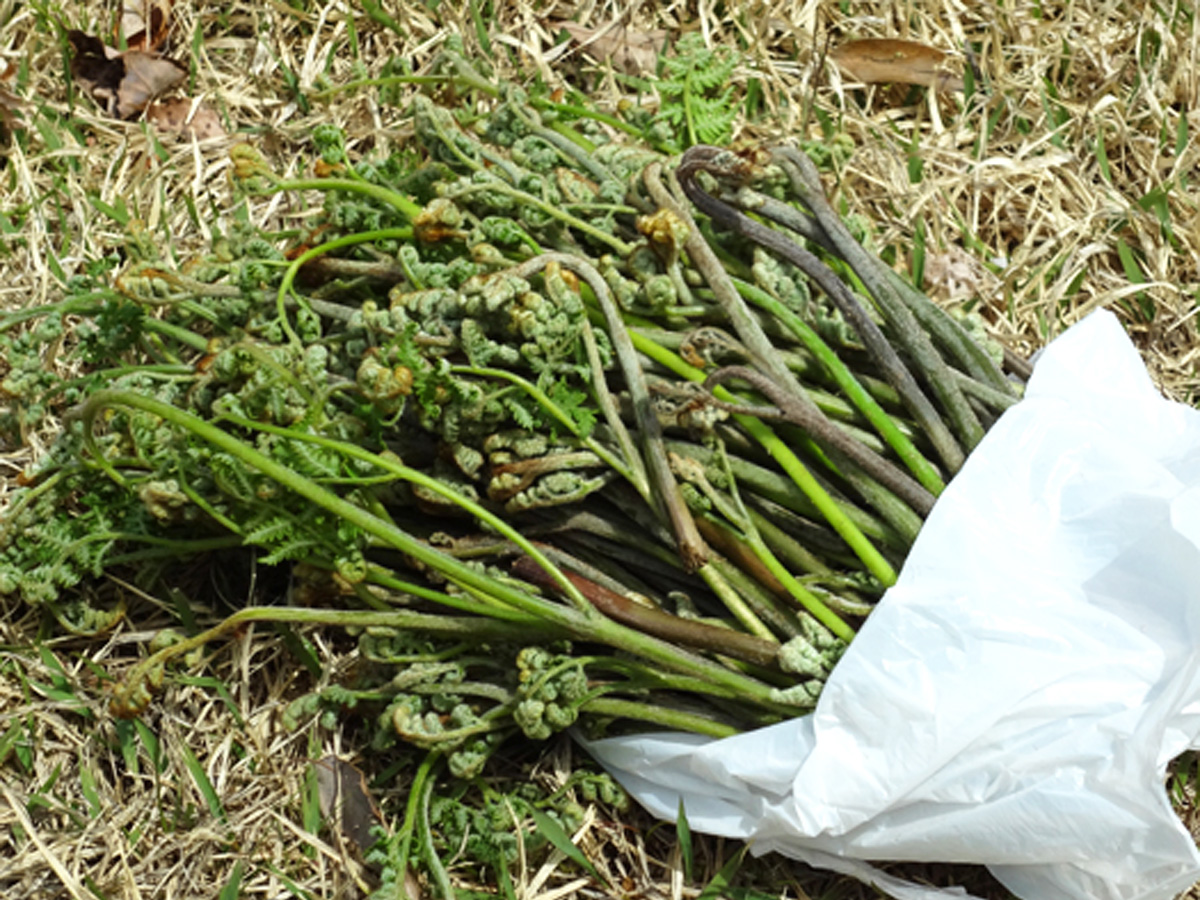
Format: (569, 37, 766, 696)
(2, 1, 1200, 898)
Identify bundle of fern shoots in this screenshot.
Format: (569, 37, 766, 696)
(0, 49, 1026, 779)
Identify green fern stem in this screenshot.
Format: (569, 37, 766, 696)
(394, 750, 442, 900)
(581, 697, 739, 738)
(448, 364, 640, 487)
(275, 227, 414, 347)
(617, 321, 897, 593)
(731, 278, 946, 496)
(75, 390, 795, 711)
(264, 178, 423, 221)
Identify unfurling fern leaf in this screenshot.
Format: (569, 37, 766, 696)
(686, 92, 739, 146)
(671, 34, 738, 92)
(504, 393, 539, 431)
(614, 32, 740, 152)
(209, 451, 258, 503)
(273, 435, 343, 480)
(244, 511, 324, 566)
(244, 514, 299, 548)
(258, 536, 324, 567)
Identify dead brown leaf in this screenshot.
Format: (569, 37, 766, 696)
(831, 39, 965, 92)
(312, 754, 425, 895)
(68, 29, 186, 119)
(146, 97, 226, 140)
(0, 61, 22, 138)
(551, 19, 666, 76)
(114, 0, 172, 52)
(0, 89, 20, 122)
(314, 755, 384, 853)
(924, 244, 988, 301)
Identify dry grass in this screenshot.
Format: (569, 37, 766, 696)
(2, 0, 1200, 898)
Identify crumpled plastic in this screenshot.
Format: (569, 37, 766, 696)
(582, 310, 1200, 900)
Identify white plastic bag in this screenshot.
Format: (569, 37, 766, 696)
(582, 310, 1200, 900)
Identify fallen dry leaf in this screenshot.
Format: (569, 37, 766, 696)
(0, 87, 23, 125)
(924, 244, 988, 301)
(0, 61, 23, 138)
(831, 38, 965, 92)
(551, 19, 666, 76)
(146, 97, 226, 140)
(114, 0, 172, 52)
(314, 755, 384, 853)
(68, 29, 186, 120)
(311, 756, 420, 897)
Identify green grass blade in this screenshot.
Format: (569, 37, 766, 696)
(496, 857, 517, 900)
(134, 720, 163, 773)
(468, 0, 494, 59)
(0, 719, 30, 770)
(167, 587, 199, 634)
(272, 623, 324, 678)
(265, 864, 316, 900)
(907, 129, 924, 184)
(1096, 127, 1112, 185)
(302, 761, 322, 837)
(83, 874, 112, 899)
(175, 676, 244, 725)
(911, 217, 926, 290)
(529, 807, 606, 886)
(676, 797, 694, 881)
(36, 644, 69, 688)
(114, 720, 140, 777)
(86, 193, 130, 226)
(1115, 237, 1155, 320)
(697, 845, 747, 900)
(217, 860, 244, 900)
(179, 742, 226, 824)
(360, 0, 405, 37)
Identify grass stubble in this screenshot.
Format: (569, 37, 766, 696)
(2, 0, 1200, 898)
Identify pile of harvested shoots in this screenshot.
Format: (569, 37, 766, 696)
(3, 41, 1027, 739)
(3, 1, 1200, 899)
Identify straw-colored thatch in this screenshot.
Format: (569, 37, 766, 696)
(2, 1, 1199, 898)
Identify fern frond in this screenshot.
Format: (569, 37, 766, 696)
(689, 53, 737, 93)
(504, 394, 538, 430)
(688, 92, 738, 146)
(209, 451, 258, 502)
(274, 435, 343, 479)
(546, 382, 596, 438)
(244, 515, 299, 547)
(640, 33, 742, 150)
(258, 536, 322, 566)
